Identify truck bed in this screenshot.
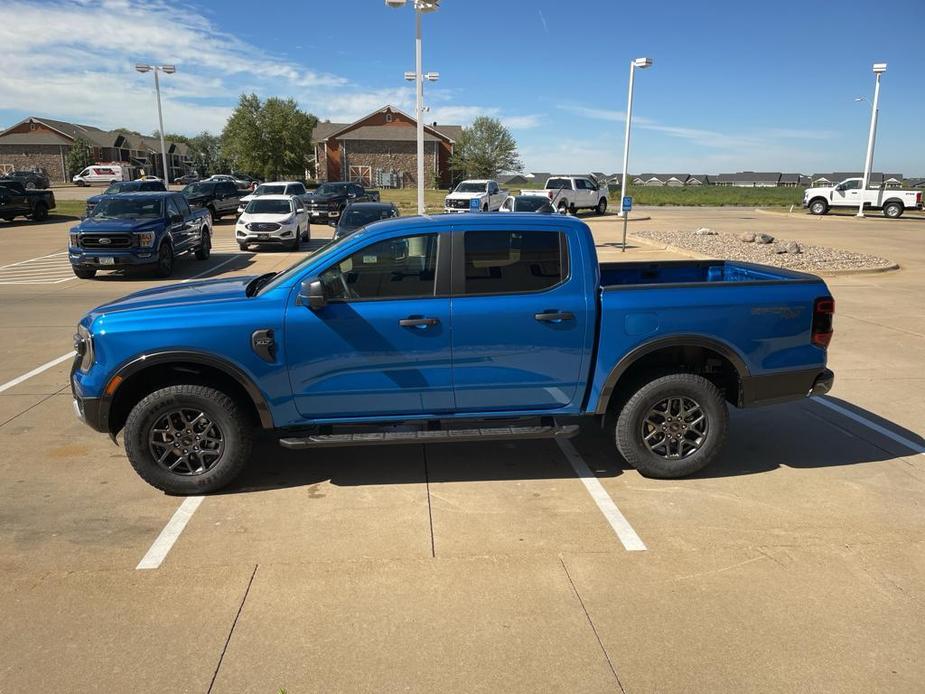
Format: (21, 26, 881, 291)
(599, 260, 815, 287)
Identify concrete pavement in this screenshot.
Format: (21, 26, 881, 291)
(0, 208, 922, 692)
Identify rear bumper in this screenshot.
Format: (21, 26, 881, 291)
(740, 367, 834, 407)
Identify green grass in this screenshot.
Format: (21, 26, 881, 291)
(50, 200, 85, 219)
(610, 184, 803, 207)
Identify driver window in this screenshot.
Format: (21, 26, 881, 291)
(319, 234, 438, 300)
(842, 180, 861, 191)
(166, 197, 183, 219)
(501, 198, 512, 211)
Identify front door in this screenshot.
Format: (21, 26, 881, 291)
(165, 196, 191, 250)
(450, 228, 590, 412)
(285, 231, 454, 419)
(832, 179, 861, 206)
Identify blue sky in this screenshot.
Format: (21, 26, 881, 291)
(1, 0, 923, 175)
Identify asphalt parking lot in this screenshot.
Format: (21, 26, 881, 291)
(1, 206, 923, 692)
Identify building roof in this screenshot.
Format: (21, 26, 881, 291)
(812, 172, 904, 184)
(716, 172, 781, 183)
(313, 105, 461, 144)
(637, 174, 690, 182)
(0, 116, 190, 157)
(336, 125, 447, 142)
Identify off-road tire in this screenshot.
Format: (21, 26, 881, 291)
(809, 198, 828, 215)
(615, 373, 728, 479)
(194, 227, 211, 260)
(124, 385, 253, 495)
(882, 201, 903, 219)
(72, 265, 96, 279)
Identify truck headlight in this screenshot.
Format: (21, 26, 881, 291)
(135, 231, 156, 247)
(69, 232, 79, 247)
(74, 324, 94, 373)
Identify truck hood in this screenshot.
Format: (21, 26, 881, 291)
(239, 212, 293, 224)
(304, 192, 342, 203)
(91, 275, 254, 316)
(77, 217, 163, 233)
(446, 191, 486, 200)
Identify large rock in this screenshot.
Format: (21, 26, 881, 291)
(694, 227, 717, 236)
(754, 233, 775, 244)
(785, 241, 802, 254)
(739, 232, 756, 243)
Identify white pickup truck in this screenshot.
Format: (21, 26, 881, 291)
(444, 179, 507, 213)
(521, 176, 609, 215)
(803, 178, 922, 218)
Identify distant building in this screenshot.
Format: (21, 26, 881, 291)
(0, 116, 192, 183)
(715, 172, 781, 187)
(686, 175, 710, 185)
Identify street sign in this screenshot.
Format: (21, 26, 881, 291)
(470, 197, 481, 212)
(622, 196, 633, 212)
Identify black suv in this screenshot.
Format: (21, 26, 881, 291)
(181, 180, 243, 221)
(86, 179, 166, 216)
(1, 169, 50, 190)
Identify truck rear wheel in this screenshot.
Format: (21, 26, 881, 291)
(615, 373, 728, 479)
(596, 197, 608, 215)
(124, 385, 253, 495)
(31, 202, 48, 221)
(882, 201, 903, 219)
(809, 199, 828, 215)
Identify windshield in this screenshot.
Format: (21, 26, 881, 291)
(90, 198, 163, 219)
(341, 207, 392, 230)
(454, 182, 486, 193)
(545, 178, 571, 190)
(254, 184, 286, 196)
(182, 182, 213, 196)
(316, 183, 348, 195)
(513, 197, 551, 212)
(246, 199, 293, 215)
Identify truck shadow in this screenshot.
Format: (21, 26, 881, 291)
(89, 253, 258, 282)
(219, 396, 922, 494)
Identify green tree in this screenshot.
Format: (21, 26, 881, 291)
(65, 137, 94, 177)
(221, 93, 317, 179)
(449, 117, 523, 180)
(187, 131, 229, 176)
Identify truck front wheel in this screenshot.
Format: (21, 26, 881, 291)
(72, 265, 96, 279)
(31, 202, 49, 221)
(194, 227, 211, 260)
(882, 201, 904, 219)
(155, 242, 174, 277)
(124, 385, 253, 495)
(615, 373, 728, 479)
(808, 199, 828, 215)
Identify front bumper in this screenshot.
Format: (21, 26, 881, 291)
(69, 248, 157, 267)
(235, 224, 298, 244)
(71, 356, 109, 433)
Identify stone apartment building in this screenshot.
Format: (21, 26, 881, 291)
(0, 116, 192, 183)
(312, 105, 461, 188)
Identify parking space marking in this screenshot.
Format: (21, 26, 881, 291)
(0, 352, 74, 394)
(815, 398, 924, 456)
(0, 251, 75, 284)
(136, 496, 204, 570)
(557, 438, 647, 551)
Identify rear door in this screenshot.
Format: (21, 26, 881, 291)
(449, 226, 591, 411)
(165, 195, 192, 250)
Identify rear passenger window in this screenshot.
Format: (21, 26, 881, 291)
(463, 231, 566, 295)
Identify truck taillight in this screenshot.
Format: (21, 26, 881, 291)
(548, 191, 554, 200)
(812, 297, 834, 348)
(917, 192, 922, 205)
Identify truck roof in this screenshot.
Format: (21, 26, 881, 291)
(354, 211, 589, 238)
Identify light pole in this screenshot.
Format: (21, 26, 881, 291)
(618, 57, 652, 217)
(857, 62, 886, 218)
(387, 0, 440, 216)
(135, 63, 176, 184)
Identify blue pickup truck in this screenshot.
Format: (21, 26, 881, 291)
(68, 192, 212, 279)
(71, 214, 834, 493)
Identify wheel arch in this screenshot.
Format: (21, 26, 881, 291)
(105, 350, 274, 435)
(594, 335, 751, 415)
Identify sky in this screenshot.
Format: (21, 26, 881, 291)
(1, 0, 923, 175)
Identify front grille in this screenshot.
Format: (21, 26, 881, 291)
(448, 198, 470, 209)
(79, 233, 132, 249)
(247, 222, 281, 232)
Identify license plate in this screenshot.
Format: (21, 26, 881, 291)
(98, 257, 115, 265)
(258, 234, 269, 240)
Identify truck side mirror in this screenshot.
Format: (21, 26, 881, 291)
(298, 278, 327, 310)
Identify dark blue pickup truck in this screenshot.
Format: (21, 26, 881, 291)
(71, 214, 834, 493)
(68, 192, 212, 279)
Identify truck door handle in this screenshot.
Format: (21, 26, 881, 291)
(399, 317, 439, 328)
(534, 311, 574, 322)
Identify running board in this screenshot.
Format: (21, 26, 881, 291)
(278, 421, 579, 450)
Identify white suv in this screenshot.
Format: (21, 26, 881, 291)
(235, 195, 309, 251)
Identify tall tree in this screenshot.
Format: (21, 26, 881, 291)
(221, 93, 317, 179)
(187, 131, 228, 176)
(449, 117, 523, 179)
(65, 137, 94, 177)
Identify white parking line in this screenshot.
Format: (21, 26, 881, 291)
(0, 352, 74, 394)
(0, 251, 75, 285)
(815, 398, 924, 456)
(136, 496, 204, 569)
(557, 438, 647, 551)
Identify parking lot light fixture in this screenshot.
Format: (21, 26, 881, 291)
(135, 63, 176, 184)
(858, 62, 886, 218)
(619, 57, 652, 217)
(387, 0, 441, 215)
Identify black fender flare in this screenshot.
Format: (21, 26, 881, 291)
(105, 349, 275, 429)
(593, 334, 751, 414)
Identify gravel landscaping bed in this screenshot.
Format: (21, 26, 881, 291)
(631, 228, 897, 273)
